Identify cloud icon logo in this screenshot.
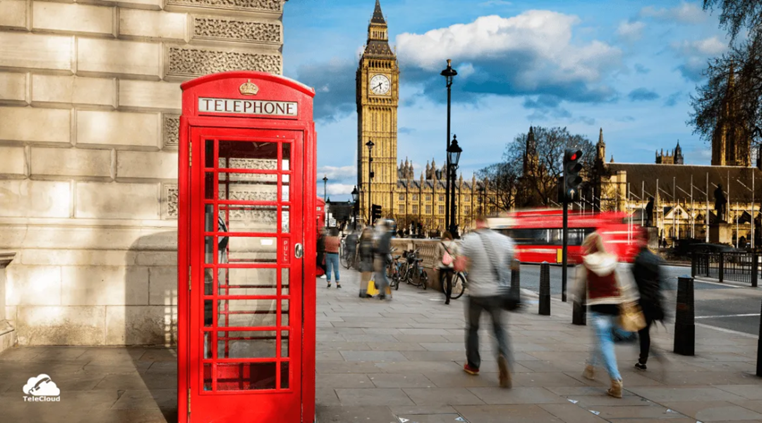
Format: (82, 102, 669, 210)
(22, 374, 60, 397)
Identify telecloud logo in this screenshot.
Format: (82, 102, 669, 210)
(22, 374, 61, 402)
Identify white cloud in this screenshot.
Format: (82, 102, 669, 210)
(640, 2, 706, 23)
(326, 183, 356, 195)
(395, 11, 621, 102)
(317, 165, 356, 181)
(617, 20, 645, 41)
(671, 36, 728, 81)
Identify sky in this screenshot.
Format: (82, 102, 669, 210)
(281, 0, 730, 201)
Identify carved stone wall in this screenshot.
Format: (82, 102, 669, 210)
(0, 0, 288, 346)
(168, 0, 283, 12)
(168, 47, 282, 78)
(194, 17, 281, 43)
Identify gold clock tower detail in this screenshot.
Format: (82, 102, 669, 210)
(357, 0, 400, 222)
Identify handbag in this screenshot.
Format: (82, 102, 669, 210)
(440, 242, 453, 266)
(477, 232, 520, 311)
(618, 301, 646, 332)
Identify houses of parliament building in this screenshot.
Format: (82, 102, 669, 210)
(355, 1, 493, 233)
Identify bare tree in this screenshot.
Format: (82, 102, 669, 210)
(690, 1, 762, 148)
(476, 161, 520, 212)
(506, 127, 595, 207)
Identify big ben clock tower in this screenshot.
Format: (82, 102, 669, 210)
(357, 0, 399, 222)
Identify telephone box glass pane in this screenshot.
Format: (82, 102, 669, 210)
(280, 330, 289, 358)
(281, 207, 290, 233)
(218, 175, 277, 203)
(217, 330, 276, 358)
(203, 363, 212, 391)
(217, 268, 277, 296)
(216, 362, 276, 391)
(218, 205, 277, 233)
(218, 141, 277, 165)
(205, 140, 215, 168)
(280, 362, 289, 389)
(217, 299, 277, 328)
(280, 300, 289, 327)
(281, 268, 289, 295)
(204, 300, 213, 327)
(225, 237, 277, 263)
(282, 143, 291, 171)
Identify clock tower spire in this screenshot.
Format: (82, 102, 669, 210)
(357, 0, 399, 223)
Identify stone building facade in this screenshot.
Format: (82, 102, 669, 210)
(0, 0, 287, 346)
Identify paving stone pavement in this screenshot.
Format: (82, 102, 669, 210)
(0, 267, 760, 422)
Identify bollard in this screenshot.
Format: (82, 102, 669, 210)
(510, 258, 520, 293)
(719, 252, 724, 282)
(572, 265, 586, 325)
(539, 262, 551, 316)
(757, 300, 762, 377)
(752, 252, 758, 288)
(674, 275, 695, 356)
(691, 252, 696, 278)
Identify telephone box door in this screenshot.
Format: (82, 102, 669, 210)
(189, 126, 303, 422)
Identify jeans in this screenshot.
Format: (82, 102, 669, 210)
(325, 253, 340, 282)
(588, 311, 627, 381)
(374, 257, 389, 295)
(465, 295, 510, 369)
(440, 268, 454, 302)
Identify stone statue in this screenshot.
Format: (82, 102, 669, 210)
(645, 197, 654, 227)
(714, 184, 727, 222)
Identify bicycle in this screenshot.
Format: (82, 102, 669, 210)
(403, 249, 428, 289)
(440, 271, 467, 300)
(386, 249, 404, 290)
(340, 237, 357, 269)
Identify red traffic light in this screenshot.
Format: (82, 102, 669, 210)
(570, 153, 578, 161)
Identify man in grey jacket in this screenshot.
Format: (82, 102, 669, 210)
(455, 215, 515, 388)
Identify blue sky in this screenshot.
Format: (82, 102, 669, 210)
(281, 0, 729, 200)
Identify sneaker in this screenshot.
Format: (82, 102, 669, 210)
(326, 283, 331, 288)
(336, 284, 342, 289)
(497, 355, 511, 388)
(634, 362, 647, 371)
(463, 364, 479, 375)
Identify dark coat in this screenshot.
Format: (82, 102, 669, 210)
(631, 247, 666, 321)
(358, 236, 375, 273)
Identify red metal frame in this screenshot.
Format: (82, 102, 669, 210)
(178, 71, 316, 423)
(489, 209, 640, 264)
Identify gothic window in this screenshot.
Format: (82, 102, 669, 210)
(412, 205, 418, 214)
(425, 205, 432, 214)
(465, 206, 471, 215)
(438, 205, 444, 214)
(425, 195, 431, 201)
(399, 194, 404, 201)
(412, 194, 418, 201)
(399, 205, 404, 213)
(465, 195, 471, 202)
(438, 195, 444, 202)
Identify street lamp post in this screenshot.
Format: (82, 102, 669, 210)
(366, 139, 375, 225)
(447, 135, 462, 237)
(351, 186, 359, 231)
(441, 59, 457, 233)
(323, 175, 328, 227)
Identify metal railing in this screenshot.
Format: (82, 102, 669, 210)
(692, 251, 759, 287)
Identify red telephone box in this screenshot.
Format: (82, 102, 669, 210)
(177, 71, 316, 423)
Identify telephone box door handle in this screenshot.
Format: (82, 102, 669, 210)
(295, 243, 304, 259)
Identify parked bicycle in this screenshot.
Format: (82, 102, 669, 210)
(403, 249, 428, 289)
(340, 236, 357, 269)
(386, 248, 403, 291)
(442, 271, 467, 300)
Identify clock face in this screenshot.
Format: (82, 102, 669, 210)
(370, 74, 391, 95)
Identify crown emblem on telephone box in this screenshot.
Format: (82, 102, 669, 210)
(239, 79, 259, 96)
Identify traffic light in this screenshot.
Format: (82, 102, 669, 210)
(371, 204, 382, 224)
(563, 149, 583, 201)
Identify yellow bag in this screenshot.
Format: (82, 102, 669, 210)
(619, 301, 646, 332)
(366, 276, 378, 296)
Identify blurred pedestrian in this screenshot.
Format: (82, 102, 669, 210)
(316, 228, 326, 279)
(454, 215, 514, 388)
(572, 232, 638, 398)
(436, 231, 459, 305)
(358, 227, 375, 298)
(345, 230, 359, 268)
(374, 219, 394, 300)
(632, 228, 665, 371)
(324, 228, 341, 288)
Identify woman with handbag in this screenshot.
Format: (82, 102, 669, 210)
(572, 231, 641, 399)
(435, 231, 459, 305)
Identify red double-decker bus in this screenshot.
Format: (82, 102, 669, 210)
(488, 209, 640, 264)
